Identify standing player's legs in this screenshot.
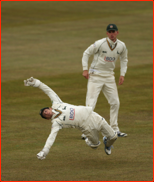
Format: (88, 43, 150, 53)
(102, 77, 120, 132)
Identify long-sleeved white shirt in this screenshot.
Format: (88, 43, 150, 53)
(38, 82, 93, 152)
(82, 37, 128, 77)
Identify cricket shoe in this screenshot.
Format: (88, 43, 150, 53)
(81, 134, 87, 140)
(117, 131, 127, 137)
(103, 136, 113, 155)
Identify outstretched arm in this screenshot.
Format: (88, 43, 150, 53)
(24, 77, 62, 103)
(37, 121, 61, 160)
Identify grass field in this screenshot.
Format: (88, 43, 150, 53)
(1, 1, 153, 181)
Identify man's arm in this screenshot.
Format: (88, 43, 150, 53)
(37, 121, 62, 160)
(119, 44, 128, 85)
(39, 82, 62, 103)
(24, 77, 62, 103)
(82, 44, 94, 71)
(82, 39, 104, 79)
(82, 41, 100, 78)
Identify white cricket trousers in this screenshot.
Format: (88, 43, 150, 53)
(86, 74, 120, 132)
(81, 111, 116, 145)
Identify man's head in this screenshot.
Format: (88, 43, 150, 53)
(40, 107, 53, 119)
(106, 24, 119, 42)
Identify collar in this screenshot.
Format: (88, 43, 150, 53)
(107, 37, 117, 45)
(106, 37, 117, 51)
(51, 109, 62, 120)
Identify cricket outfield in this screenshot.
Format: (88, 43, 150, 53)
(1, 1, 153, 181)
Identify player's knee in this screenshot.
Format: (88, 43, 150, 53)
(110, 99, 120, 108)
(110, 132, 118, 141)
(85, 138, 101, 149)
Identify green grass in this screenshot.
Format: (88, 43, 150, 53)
(1, 65, 153, 181)
(1, 1, 153, 181)
(1, 1, 153, 82)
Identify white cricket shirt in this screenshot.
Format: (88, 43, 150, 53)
(82, 37, 128, 76)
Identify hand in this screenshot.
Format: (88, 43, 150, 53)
(24, 77, 41, 87)
(82, 70, 89, 79)
(37, 151, 46, 160)
(37, 148, 49, 160)
(118, 76, 124, 85)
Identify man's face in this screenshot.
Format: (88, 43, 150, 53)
(106, 30, 119, 42)
(43, 108, 53, 119)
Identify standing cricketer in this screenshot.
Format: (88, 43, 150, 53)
(82, 24, 128, 138)
(24, 77, 118, 160)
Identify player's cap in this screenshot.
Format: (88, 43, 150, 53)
(40, 107, 49, 119)
(106, 24, 118, 31)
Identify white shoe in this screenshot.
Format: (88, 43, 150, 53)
(81, 134, 87, 140)
(117, 131, 127, 137)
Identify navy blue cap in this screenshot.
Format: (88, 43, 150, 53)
(106, 24, 118, 31)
